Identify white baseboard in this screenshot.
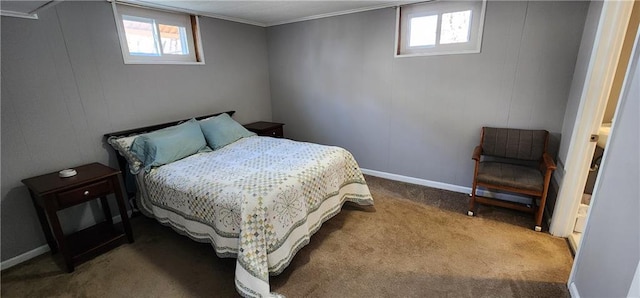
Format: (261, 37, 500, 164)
(569, 281, 580, 298)
(360, 168, 469, 193)
(0, 245, 51, 271)
(1, 210, 132, 271)
(360, 168, 533, 205)
(567, 232, 581, 254)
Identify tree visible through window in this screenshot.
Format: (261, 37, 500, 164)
(440, 10, 471, 44)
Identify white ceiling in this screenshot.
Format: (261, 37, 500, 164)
(0, 0, 411, 26)
(127, 1, 408, 27)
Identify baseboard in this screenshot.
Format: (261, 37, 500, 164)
(569, 281, 580, 298)
(360, 168, 469, 193)
(0, 245, 50, 271)
(0, 210, 132, 271)
(360, 168, 532, 205)
(567, 233, 580, 256)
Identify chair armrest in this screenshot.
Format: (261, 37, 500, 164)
(472, 146, 482, 161)
(542, 153, 557, 170)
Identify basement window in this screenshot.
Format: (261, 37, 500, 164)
(112, 3, 204, 64)
(395, 0, 486, 57)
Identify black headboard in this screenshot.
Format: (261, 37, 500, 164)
(103, 110, 235, 199)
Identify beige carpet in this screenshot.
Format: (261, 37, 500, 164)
(1, 175, 573, 297)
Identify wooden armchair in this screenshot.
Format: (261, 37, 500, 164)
(468, 127, 557, 231)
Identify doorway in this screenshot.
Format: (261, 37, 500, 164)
(549, 1, 638, 239)
(566, 2, 640, 252)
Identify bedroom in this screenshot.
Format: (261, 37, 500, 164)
(1, 0, 638, 297)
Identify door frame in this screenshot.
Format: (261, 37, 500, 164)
(568, 22, 640, 297)
(549, 0, 635, 237)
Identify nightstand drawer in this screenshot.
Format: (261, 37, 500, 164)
(57, 180, 112, 208)
(264, 126, 284, 138)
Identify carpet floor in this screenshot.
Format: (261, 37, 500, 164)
(1, 175, 573, 297)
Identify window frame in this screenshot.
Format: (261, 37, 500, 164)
(395, 0, 487, 58)
(112, 2, 205, 65)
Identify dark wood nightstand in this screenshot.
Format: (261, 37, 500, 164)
(22, 162, 134, 272)
(244, 121, 285, 138)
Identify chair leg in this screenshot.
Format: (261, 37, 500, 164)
(468, 182, 478, 216)
(534, 195, 547, 232)
(533, 170, 554, 232)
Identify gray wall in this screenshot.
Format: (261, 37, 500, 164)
(267, 1, 588, 187)
(557, 1, 604, 170)
(571, 35, 639, 297)
(1, 1, 271, 261)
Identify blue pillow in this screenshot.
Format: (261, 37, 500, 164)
(130, 119, 207, 171)
(199, 113, 256, 150)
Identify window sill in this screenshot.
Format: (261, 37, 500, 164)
(394, 49, 481, 58)
(122, 60, 206, 65)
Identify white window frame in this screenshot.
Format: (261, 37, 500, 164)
(112, 2, 205, 65)
(395, 0, 487, 58)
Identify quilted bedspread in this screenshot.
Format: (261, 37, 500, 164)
(135, 136, 374, 297)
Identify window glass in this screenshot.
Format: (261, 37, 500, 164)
(159, 24, 188, 55)
(410, 15, 438, 47)
(440, 10, 472, 45)
(113, 3, 204, 64)
(122, 15, 159, 56)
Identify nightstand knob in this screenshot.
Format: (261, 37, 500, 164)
(84, 190, 90, 196)
(272, 131, 276, 135)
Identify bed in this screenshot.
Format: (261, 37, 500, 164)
(104, 111, 374, 297)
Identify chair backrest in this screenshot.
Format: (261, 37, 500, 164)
(481, 127, 548, 161)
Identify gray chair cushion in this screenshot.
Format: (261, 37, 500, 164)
(477, 162, 543, 193)
(482, 128, 547, 161)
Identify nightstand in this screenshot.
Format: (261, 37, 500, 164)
(244, 121, 285, 138)
(22, 163, 134, 272)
